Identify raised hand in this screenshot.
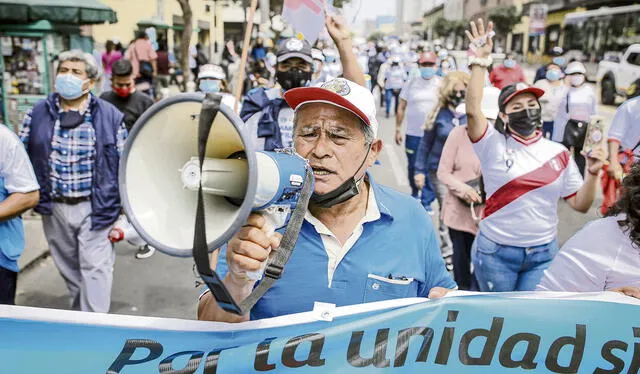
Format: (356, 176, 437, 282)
(465, 19, 494, 59)
(326, 14, 351, 45)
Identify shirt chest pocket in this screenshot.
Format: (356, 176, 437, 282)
(363, 273, 418, 303)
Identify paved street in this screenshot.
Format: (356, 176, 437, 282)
(16, 75, 616, 320)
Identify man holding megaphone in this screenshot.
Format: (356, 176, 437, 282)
(198, 78, 456, 322)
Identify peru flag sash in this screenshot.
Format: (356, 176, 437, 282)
(483, 150, 571, 219)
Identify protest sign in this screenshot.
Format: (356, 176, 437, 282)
(1, 292, 639, 373)
(282, 0, 326, 45)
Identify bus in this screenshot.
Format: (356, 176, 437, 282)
(561, 4, 640, 81)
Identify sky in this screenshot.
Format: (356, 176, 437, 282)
(342, 0, 397, 25)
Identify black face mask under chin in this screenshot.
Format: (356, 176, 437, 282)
(276, 68, 312, 91)
(310, 147, 371, 208)
(506, 108, 541, 137)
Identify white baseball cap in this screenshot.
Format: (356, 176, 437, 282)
(565, 61, 586, 75)
(283, 78, 379, 137)
(198, 64, 226, 80)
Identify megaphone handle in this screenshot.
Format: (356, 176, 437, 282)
(244, 213, 278, 281)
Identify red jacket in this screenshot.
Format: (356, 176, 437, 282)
(489, 64, 527, 89)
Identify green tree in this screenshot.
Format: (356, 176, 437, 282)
(433, 17, 453, 38)
(367, 31, 385, 42)
(488, 5, 522, 49)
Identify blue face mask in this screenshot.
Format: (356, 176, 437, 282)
(55, 74, 88, 100)
(325, 56, 336, 63)
(199, 80, 221, 93)
(552, 57, 565, 66)
(420, 67, 436, 79)
(503, 59, 516, 68)
(546, 69, 562, 82)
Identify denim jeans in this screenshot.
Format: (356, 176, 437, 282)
(405, 135, 435, 208)
(385, 88, 401, 115)
(471, 231, 559, 292)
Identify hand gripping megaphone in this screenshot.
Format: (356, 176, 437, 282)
(119, 93, 313, 314)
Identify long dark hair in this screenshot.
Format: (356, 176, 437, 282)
(607, 163, 640, 247)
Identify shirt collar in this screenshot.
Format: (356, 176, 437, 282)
(305, 178, 381, 235)
(509, 130, 543, 146)
(55, 93, 95, 114)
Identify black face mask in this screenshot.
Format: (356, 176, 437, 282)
(59, 111, 85, 129)
(449, 91, 465, 107)
(506, 108, 541, 137)
(276, 68, 312, 91)
(310, 147, 370, 208)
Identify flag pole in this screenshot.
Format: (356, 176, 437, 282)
(234, 0, 259, 114)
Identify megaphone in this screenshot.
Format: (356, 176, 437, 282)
(120, 93, 313, 314)
(119, 92, 311, 261)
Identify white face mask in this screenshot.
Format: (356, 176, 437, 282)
(570, 75, 585, 87)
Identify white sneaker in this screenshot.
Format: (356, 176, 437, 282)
(135, 245, 155, 259)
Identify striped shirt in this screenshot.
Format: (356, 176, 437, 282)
(19, 95, 127, 198)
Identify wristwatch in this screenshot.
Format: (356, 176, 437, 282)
(468, 56, 493, 68)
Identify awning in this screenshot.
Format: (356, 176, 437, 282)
(137, 18, 170, 30)
(0, 0, 117, 25)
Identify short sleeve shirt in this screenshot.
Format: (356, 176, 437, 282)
(385, 66, 406, 90)
(212, 179, 457, 320)
(0, 125, 39, 195)
(472, 125, 583, 247)
(537, 215, 640, 292)
(126, 39, 158, 78)
(399, 77, 441, 137)
(608, 96, 640, 155)
(0, 124, 39, 272)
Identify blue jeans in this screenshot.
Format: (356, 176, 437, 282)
(385, 88, 401, 115)
(405, 135, 435, 208)
(471, 232, 559, 292)
(542, 121, 554, 139)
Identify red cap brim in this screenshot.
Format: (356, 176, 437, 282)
(502, 87, 545, 107)
(283, 87, 371, 127)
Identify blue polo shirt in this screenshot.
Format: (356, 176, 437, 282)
(215, 178, 456, 320)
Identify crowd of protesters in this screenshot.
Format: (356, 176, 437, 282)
(1, 15, 639, 318)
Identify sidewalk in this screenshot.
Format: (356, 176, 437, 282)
(20, 213, 49, 272)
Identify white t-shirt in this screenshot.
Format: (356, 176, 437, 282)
(472, 125, 583, 247)
(0, 125, 39, 194)
(399, 77, 441, 137)
(534, 80, 567, 123)
(608, 96, 640, 155)
(552, 84, 597, 142)
(537, 215, 640, 292)
(385, 66, 407, 90)
(219, 93, 240, 114)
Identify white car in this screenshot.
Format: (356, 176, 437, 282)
(597, 44, 640, 105)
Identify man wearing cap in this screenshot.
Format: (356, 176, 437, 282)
(198, 78, 456, 322)
(464, 20, 604, 292)
(241, 16, 365, 152)
(383, 56, 408, 118)
(197, 64, 238, 112)
(394, 52, 440, 211)
(100, 59, 154, 132)
(534, 47, 565, 83)
(310, 48, 330, 86)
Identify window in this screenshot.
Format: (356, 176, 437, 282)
(627, 52, 640, 66)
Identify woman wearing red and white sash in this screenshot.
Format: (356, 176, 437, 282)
(464, 20, 605, 292)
